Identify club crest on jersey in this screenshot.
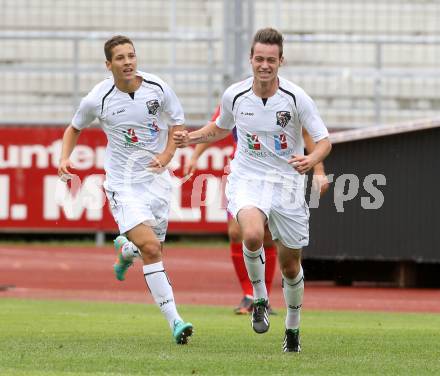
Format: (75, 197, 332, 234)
(276, 111, 291, 128)
(146, 99, 160, 115)
(246, 134, 261, 150)
(274, 134, 288, 150)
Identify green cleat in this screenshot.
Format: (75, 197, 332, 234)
(113, 235, 133, 281)
(172, 320, 193, 344)
(283, 328, 301, 353)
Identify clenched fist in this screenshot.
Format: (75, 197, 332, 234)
(173, 130, 190, 148)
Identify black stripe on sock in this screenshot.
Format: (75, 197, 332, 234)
(144, 269, 166, 277)
(144, 269, 172, 287)
(283, 276, 304, 288)
(243, 252, 262, 260)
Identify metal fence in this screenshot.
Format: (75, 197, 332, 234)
(248, 0, 440, 128)
(0, 0, 439, 128)
(0, 30, 222, 126)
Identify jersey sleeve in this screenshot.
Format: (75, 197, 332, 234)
(297, 90, 329, 142)
(216, 90, 235, 130)
(162, 81, 185, 126)
(71, 94, 97, 130)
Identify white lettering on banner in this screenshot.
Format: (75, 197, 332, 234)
(0, 141, 106, 170)
(48, 140, 62, 168)
(169, 176, 201, 222)
(11, 204, 27, 220)
(21, 145, 49, 168)
(205, 176, 227, 222)
(0, 141, 230, 171)
(0, 175, 9, 219)
(0, 146, 19, 168)
(334, 174, 360, 213)
(70, 145, 95, 170)
(44, 175, 105, 220)
(197, 146, 234, 170)
(361, 174, 386, 210)
(1, 140, 231, 227)
(95, 145, 106, 169)
(189, 174, 227, 222)
(169, 175, 227, 222)
(172, 148, 193, 170)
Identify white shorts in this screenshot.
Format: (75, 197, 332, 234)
(225, 176, 310, 249)
(104, 171, 172, 241)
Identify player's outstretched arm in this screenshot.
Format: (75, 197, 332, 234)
(58, 125, 81, 180)
(173, 121, 230, 148)
(184, 103, 223, 176)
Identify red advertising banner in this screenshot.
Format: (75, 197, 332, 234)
(0, 126, 232, 233)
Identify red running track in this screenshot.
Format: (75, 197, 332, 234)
(1, 245, 440, 313)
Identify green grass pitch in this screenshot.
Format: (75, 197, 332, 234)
(0, 298, 439, 375)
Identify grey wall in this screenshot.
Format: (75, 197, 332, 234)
(306, 127, 439, 263)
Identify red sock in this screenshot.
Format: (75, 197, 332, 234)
(230, 242, 253, 297)
(265, 246, 276, 295)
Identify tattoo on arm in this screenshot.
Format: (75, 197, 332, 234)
(191, 131, 218, 144)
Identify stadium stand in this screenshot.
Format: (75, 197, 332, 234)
(0, 0, 439, 128)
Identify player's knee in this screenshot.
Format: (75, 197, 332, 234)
(228, 226, 242, 243)
(137, 239, 161, 261)
(242, 230, 264, 251)
(280, 262, 301, 280)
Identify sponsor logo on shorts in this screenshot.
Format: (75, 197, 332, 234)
(276, 111, 291, 128)
(146, 99, 160, 115)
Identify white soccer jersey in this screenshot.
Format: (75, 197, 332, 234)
(71, 71, 184, 187)
(216, 76, 329, 183)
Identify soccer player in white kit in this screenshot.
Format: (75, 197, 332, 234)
(58, 35, 193, 345)
(174, 28, 331, 352)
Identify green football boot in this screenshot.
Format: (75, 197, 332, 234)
(172, 320, 193, 344)
(113, 235, 133, 281)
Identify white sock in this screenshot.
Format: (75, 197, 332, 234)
(242, 243, 268, 301)
(143, 262, 182, 330)
(122, 241, 141, 259)
(282, 266, 304, 330)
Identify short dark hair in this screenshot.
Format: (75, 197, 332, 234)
(250, 27, 284, 58)
(104, 35, 135, 61)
